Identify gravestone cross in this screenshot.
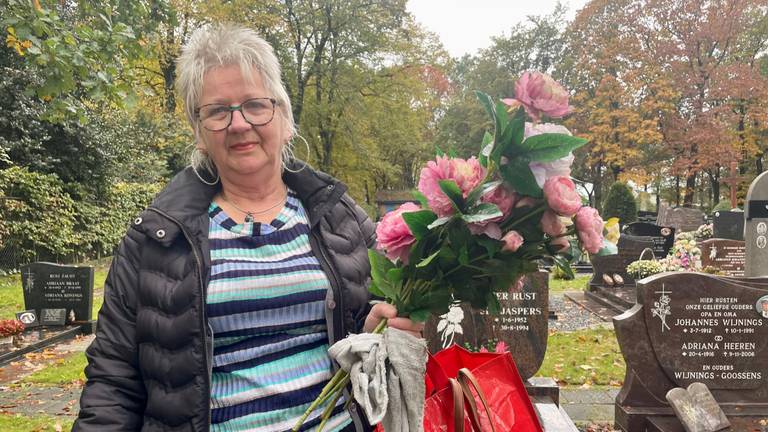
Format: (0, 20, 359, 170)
(722, 161, 747, 210)
(745, 171, 768, 276)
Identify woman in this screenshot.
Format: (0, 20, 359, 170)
(74, 24, 422, 432)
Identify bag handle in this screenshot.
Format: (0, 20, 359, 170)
(639, 247, 655, 261)
(449, 378, 465, 432)
(458, 368, 498, 432)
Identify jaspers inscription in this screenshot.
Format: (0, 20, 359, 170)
(486, 290, 543, 332)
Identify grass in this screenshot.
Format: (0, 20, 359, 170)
(537, 327, 626, 387)
(0, 414, 74, 432)
(549, 273, 590, 292)
(22, 352, 87, 386)
(0, 261, 109, 321)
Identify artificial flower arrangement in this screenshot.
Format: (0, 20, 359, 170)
(659, 232, 702, 272)
(0, 319, 25, 339)
(695, 223, 713, 240)
(295, 71, 606, 431)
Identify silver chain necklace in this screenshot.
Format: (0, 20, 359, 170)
(220, 187, 288, 223)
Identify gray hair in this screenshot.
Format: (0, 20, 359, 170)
(176, 24, 296, 174)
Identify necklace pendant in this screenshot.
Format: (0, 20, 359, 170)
(244, 213, 254, 223)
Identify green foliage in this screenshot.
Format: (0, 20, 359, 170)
(22, 351, 88, 385)
(712, 199, 736, 212)
(602, 182, 638, 225)
(0, 414, 74, 432)
(551, 264, 574, 280)
(536, 328, 625, 386)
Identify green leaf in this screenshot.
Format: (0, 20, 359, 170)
(386, 268, 404, 285)
(553, 255, 575, 279)
(465, 180, 502, 207)
(479, 132, 493, 168)
(495, 100, 510, 135)
(486, 291, 502, 315)
(477, 236, 502, 258)
(492, 106, 526, 164)
(522, 134, 589, 162)
(412, 190, 429, 208)
(368, 250, 396, 299)
(409, 308, 431, 323)
(499, 158, 542, 197)
(368, 280, 385, 298)
(458, 246, 469, 266)
(428, 216, 452, 230)
(462, 203, 502, 224)
(475, 91, 497, 124)
(416, 249, 441, 268)
(438, 180, 465, 212)
(402, 210, 438, 240)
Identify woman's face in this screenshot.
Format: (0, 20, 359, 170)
(196, 64, 289, 182)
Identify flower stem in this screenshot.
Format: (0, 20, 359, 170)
(502, 204, 547, 230)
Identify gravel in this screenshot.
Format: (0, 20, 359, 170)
(549, 293, 608, 332)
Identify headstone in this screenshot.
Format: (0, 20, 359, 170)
(711, 211, 744, 241)
(698, 239, 745, 276)
(589, 234, 654, 289)
(613, 272, 768, 431)
(657, 205, 705, 233)
(745, 171, 768, 276)
(623, 222, 675, 258)
(423, 271, 549, 381)
(20, 262, 94, 324)
(40, 308, 67, 326)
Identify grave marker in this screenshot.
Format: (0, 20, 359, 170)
(711, 211, 744, 241)
(20, 262, 94, 324)
(623, 222, 675, 258)
(613, 272, 768, 431)
(698, 239, 745, 276)
(657, 205, 705, 233)
(745, 171, 768, 276)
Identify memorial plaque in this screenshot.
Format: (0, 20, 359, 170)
(623, 222, 675, 257)
(665, 383, 730, 432)
(699, 239, 745, 276)
(711, 211, 744, 241)
(21, 262, 94, 323)
(15, 309, 39, 328)
(745, 171, 768, 276)
(613, 272, 768, 432)
(423, 271, 548, 380)
(40, 308, 67, 326)
(657, 205, 705, 233)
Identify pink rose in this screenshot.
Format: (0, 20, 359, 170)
(543, 176, 582, 217)
(512, 71, 571, 121)
(468, 222, 502, 239)
(501, 230, 524, 252)
(541, 210, 566, 237)
(375, 202, 420, 263)
(550, 236, 570, 253)
(525, 122, 574, 187)
(481, 185, 516, 219)
(417, 155, 485, 217)
(575, 206, 605, 254)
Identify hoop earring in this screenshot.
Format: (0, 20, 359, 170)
(192, 164, 220, 185)
(282, 134, 311, 173)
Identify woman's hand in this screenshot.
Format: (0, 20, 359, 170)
(363, 303, 425, 338)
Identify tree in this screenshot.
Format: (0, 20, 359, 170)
(602, 181, 638, 225)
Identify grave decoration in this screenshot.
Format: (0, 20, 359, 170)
(665, 383, 730, 432)
(614, 272, 768, 432)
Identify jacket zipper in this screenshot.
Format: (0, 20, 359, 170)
(310, 229, 344, 345)
(148, 208, 212, 429)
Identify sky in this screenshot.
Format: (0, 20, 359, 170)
(406, 0, 590, 58)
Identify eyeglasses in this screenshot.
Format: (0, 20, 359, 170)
(195, 98, 277, 131)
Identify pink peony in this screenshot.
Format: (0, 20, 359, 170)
(541, 210, 566, 237)
(494, 341, 509, 353)
(468, 222, 502, 239)
(501, 230, 524, 252)
(550, 236, 571, 253)
(375, 202, 421, 263)
(575, 206, 605, 254)
(525, 122, 575, 187)
(417, 155, 485, 217)
(512, 71, 571, 121)
(481, 185, 517, 219)
(543, 176, 582, 217)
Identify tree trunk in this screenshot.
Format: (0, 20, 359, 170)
(683, 172, 696, 207)
(593, 162, 604, 211)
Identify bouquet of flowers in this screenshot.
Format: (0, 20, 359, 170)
(659, 232, 702, 272)
(0, 319, 25, 338)
(695, 223, 713, 240)
(295, 71, 606, 431)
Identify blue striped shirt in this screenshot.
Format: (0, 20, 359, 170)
(206, 190, 352, 432)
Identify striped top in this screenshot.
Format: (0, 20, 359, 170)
(206, 190, 352, 432)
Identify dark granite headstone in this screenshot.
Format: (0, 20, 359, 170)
(699, 239, 745, 276)
(711, 211, 744, 241)
(613, 273, 768, 431)
(21, 262, 94, 324)
(745, 171, 768, 276)
(589, 234, 654, 289)
(423, 271, 548, 380)
(657, 205, 705, 233)
(623, 222, 675, 257)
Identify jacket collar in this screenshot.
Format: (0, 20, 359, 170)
(147, 161, 347, 232)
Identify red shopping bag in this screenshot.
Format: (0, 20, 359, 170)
(425, 344, 543, 432)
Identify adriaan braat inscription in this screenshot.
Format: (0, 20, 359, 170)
(21, 262, 94, 325)
(613, 272, 768, 432)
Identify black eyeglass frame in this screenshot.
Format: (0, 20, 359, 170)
(194, 97, 277, 131)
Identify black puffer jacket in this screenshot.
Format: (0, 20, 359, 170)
(74, 162, 376, 431)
